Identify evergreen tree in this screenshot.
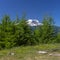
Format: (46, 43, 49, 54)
(40, 16, 55, 43)
(0, 15, 16, 49)
(15, 18, 32, 45)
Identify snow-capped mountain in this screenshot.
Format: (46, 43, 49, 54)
(27, 19, 43, 26)
(15, 19, 43, 26)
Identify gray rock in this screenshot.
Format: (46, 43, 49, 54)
(38, 51, 47, 54)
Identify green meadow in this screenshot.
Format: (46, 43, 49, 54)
(0, 44, 60, 60)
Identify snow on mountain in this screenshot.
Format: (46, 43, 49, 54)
(15, 19, 43, 26)
(27, 19, 43, 26)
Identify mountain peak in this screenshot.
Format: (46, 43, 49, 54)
(27, 19, 43, 26)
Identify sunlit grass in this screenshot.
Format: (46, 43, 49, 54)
(0, 44, 60, 60)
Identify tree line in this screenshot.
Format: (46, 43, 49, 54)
(0, 15, 60, 49)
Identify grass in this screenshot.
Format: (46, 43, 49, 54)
(0, 44, 60, 60)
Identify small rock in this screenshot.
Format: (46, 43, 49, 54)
(11, 52, 15, 55)
(9, 52, 15, 56)
(49, 53, 53, 56)
(38, 51, 47, 54)
(49, 53, 60, 56)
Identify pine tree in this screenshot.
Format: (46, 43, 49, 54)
(40, 16, 55, 43)
(15, 17, 32, 45)
(0, 15, 16, 49)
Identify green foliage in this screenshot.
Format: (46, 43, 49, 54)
(0, 15, 60, 49)
(15, 19, 32, 45)
(0, 15, 16, 49)
(39, 17, 56, 43)
(56, 32, 60, 43)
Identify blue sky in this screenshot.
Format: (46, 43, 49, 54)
(0, 0, 60, 26)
